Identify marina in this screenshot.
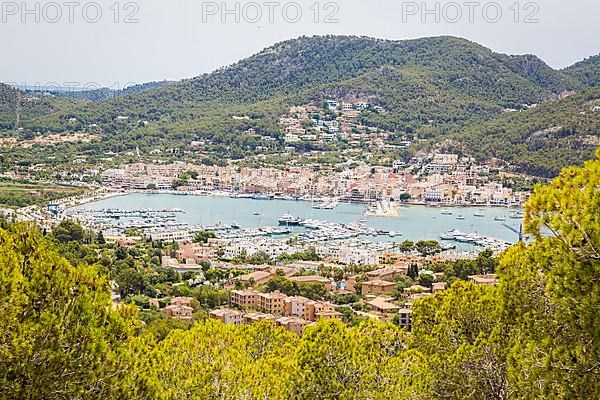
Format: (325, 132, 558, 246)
(439, 229, 511, 253)
(313, 198, 340, 210)
(66, 193, 524, 249)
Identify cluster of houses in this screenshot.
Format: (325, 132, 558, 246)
(125, 238, 500, 334)
(98, 150, 530, 206)
(210, 265, 498, 334)
(280, 101, 390, 146)
(153, 240, 465, 270)
(209, 289, 343, 336)
(158, 296, 195, 320)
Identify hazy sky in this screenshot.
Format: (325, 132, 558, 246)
(2, 0, 599, 88)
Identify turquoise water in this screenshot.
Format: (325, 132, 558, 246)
(72, 193, 522, 244)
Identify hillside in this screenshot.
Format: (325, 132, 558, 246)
(564, 54, 600, 87)
(45, 80, 172, 101)
(0, 35, 598, 176)
(0, 83, 78, 131)
(449, 87, 600, 176)
(5, 36, 581, 127)
(78, 36, 580, 120)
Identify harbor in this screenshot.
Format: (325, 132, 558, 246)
(65, 193, 523, 249)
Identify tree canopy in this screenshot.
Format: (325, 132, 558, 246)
(0, 150, 598, 399)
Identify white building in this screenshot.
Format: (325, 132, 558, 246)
(325, 100, 338, 110)
(146, 229, 191, 243)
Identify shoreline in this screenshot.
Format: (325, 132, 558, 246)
(56, 189, 127, 209)
(69, 188, 524, 210)
(63, 189, 521, 248)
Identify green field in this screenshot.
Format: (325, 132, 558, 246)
(0, 181, 85, 208)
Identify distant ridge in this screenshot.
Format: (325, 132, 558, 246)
(1, 35, 599, 176)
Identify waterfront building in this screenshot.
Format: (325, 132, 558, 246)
(96, 155, 522, 207)
(146, 228, 191, 243)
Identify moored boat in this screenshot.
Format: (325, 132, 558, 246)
(278, 214, 303, 226)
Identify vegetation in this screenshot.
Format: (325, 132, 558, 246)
(265, 277, 328, 301)
(564, 54, 600, 87)
(0, 151, 599, 398)
(192, 230, 216, 244)
(0, 223, 138, 399)
(1, 36, 598, 177)
(0, 179, 85, 208)
(430, 248, 498, 285)
(449, 87, 600, 176)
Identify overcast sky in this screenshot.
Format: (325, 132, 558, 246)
(2, 0, 599, 88)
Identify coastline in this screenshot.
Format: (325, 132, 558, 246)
(73, 188, 525, 210)
(56, 189, 127, 209)
(62, 190, 522, 246)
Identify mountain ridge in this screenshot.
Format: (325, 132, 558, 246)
(0, 35, 598, 177)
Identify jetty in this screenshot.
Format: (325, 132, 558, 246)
(364, 201, 400, 217)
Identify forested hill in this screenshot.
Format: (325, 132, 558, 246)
(564, 54, 600, 87)
(46, 80, 172, 102)
(447, 87, 600, 177)
(0, 35, 599, 176)
(4, 36, 583, 127)
(0, 83, 78, 131)
(71, 35, 582, 117)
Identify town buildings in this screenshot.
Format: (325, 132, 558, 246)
(362, 279, 397, 296)
(398, 308, 413, 331)
(468, 274, 500, 285)
(209, 308, 243, 326)
(230, 289, 341, 323)
(162, 297, 195, 320)
(99, 149, 530, 207)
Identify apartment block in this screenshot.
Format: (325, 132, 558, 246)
(257, 291, 287, 315)
(284, 296, 310, 319)
(362, 279, 397, 296)
(231, 288, 260, 308)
